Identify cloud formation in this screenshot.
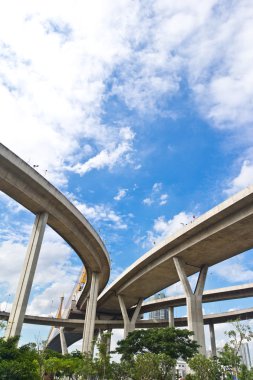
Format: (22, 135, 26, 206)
(143, 183, 169, 207)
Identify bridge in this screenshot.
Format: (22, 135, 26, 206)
(0, 143, 110, 352)
(1, 143, 253, 356)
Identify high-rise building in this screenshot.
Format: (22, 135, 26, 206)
(240, 343, 252, 369)
(149, 292, 168, 320)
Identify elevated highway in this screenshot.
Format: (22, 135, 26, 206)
(47, 282, 253, 350)
(48, 185, 253, 354)
(96, 185, 253, 314)
(0, 143, 110, 307)
(2, 307, 253, 330)
(0, 143, 110, 347)
(139, 283, 253, 314)
(2, 143, 253, 355)
(6, 307, 251, 352)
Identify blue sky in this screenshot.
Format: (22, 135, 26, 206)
(1, 0, 253, 348)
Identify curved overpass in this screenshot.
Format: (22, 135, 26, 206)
(97, 185, 253, 314)
(48, 186, 253, 350)
(0, 143, 110, 305)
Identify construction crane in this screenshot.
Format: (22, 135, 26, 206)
(76, 268, 87, 292)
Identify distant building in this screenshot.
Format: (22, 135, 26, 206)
(176, 359, 187, 378)
(148, 292, 168, 320)
(240, 343, 252, 369)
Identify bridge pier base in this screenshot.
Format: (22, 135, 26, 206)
(118, 295, 143, 338)
(5, 213, 48, 339)
(173, 257, 208, 355)
(82, 272, 100, 354)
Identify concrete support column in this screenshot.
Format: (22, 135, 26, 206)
(209, 323, 217, 357)
(118, 295, 143, 338)
(59, 327, 68, 355)
(5, 213, 48, 339)
(92, 329, 99, 358)
(173, 257, 208, 355)
(106, 329, 112, 355)
(169, 306, 174, 327)
(82, 272, 100, 354)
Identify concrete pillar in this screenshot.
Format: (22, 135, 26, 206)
(82, 272, 100, 353)
(106, 329, 112, 355)
(209, 323, 217, 357)
(169, 306, 174, 327)
(118, 295, 143, 338)
(92, 329, 99, 358)
(168, 307, 175, 379)
(5, 213, 48, 339)
(59, 327, 68, 355)
(173, 257, 208, 355)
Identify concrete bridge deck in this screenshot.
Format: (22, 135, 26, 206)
(97, 185, 253, 314)
(139, 283, 253, 314)
(0, 143, 110, 306)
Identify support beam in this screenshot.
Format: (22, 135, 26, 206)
(82, 272, 100, 353)
(169, 306, 174, 327)
(5, 213, 48, 339)
(209, 323, 217, 357)
(59, 327, 68, 355)
(118, 295, 143, 338)
(173, 257, 208, 355)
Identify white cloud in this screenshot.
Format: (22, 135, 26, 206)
(143, 197, 153, 206)
(148, 211, 193, 245)
(137, 211, 194, 249)
(69, 140, 133, 176)
(114, 189, 128, 201)
(159, 193, 168, 206)
(0, 224, 81, 316)
(186, 1, 253, 133)
(69, 196, 128, 230)
(225, 160, 253, 196)
(212, 261, 253, 284)
(0, 1, 139, 185)
(143, 182, 169, 207)
(153, 183, 162, 192)
(0, 0, 252, 188)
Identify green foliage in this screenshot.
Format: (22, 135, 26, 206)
(219, 343, 241, 376)
(225, 320, 253, 356)
(0, 337, 40, 380)
(115, 327, 198, 361)
(93, 331, 113, 379)
(218, 320, 253, 378)
(111, 360, 134, 380)
(133, 353, 175, 380)
(188, 354, 221, 380)
(0, 321, 6, 331)
(111, 354, 175, 380)
(1, 321, 253, 379)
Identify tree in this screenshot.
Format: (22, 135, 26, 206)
(219, 320, 253, 379)
(188, 354, 221, 380)
(111, 360, 134, 380)
(115, 327, 198, 361)
(0, 321, 6, 331)
(133, 353, 175, 380)
(93, 331, 113, 379)
(0, 337, 40, 380)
